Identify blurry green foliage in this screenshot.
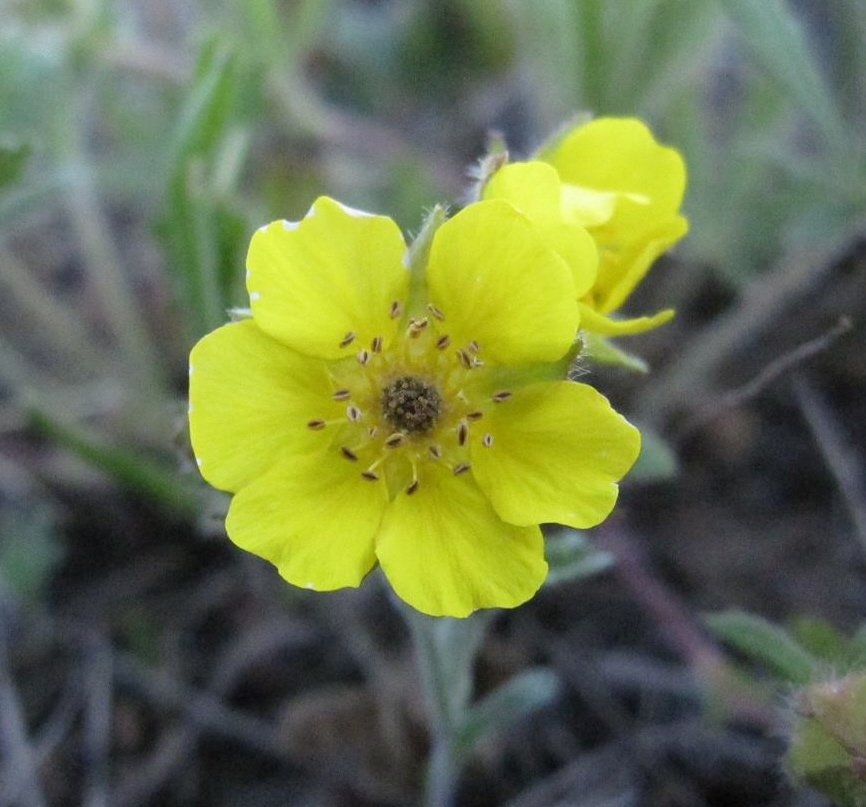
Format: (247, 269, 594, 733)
(0, 506, 63, 603)
(544, 527, 614, 586)
(706, 611, 866, 805)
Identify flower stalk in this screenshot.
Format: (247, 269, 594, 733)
(401, 604, 492, 807)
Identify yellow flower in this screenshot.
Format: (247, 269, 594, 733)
(189, 196, 640, 617)
(483, 116, 688, 336)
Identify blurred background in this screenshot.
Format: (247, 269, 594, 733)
(1, 0, 865, 804)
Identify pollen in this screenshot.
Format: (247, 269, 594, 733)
(381, 375, 442, 434)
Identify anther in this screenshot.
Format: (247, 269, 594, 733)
(492, 390, 512, 402)
(406, 479, 419, 495)
(339, 331, 356, 348)
(361, 469, 380, 481)
(436, 334, 451, 350)
(453, 462, 471, 475)
(389, 300, 403, 319)
(307, 419, 326, 430)
(371, 335, 383, 353)
(457, 421, 468, 446)
(332, 389, 351, 401)
(466, 411, 483, 421)
(346, 404, 362, 422)
(384, 433, 405, 448)
(368, 427, 378, 438)
(457, 349, 473, 369)
(408, 317, 429, 337)
(482, 433, 494, 447)
(428, 445, 442, 460)
(341, 446, 358, 461)
(467, 340, 480, 353)
(427, 303, 445, 321)
(357, 349, 370, 365)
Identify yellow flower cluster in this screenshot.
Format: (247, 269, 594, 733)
(188, 117, 686, 617)
(483, 116, 687, 336)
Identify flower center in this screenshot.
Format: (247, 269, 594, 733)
(381, 375, 442, 434)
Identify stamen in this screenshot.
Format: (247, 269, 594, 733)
(361, 470, 380, 481)
(457, 349, 473, 369)
(307, 419, 326, 430)
(482, 433, 494, 447)
(406, 460, 419, 495)
(427, 303, 445, 321)
(346, 404, 362, 422)
(453, 462, 471, 475)
(467, 340, 480, 353)
(389, 300, 403, 319)
(436, 334, 451, 350)
(371, 335, 383, 353)
(466, 411, 483, 421)
(384, 433, 405, 449)
(408, 317, 429, 337)
(428, 445, 442, 460)
(368, 426, 379, 438)
(340, 331, 356, 348)
(340, 446, 358, 461)
(492, 390, 512, 402)
(456, 421, 468, 446)
(332, 389, 351, 401)
(357, 349, 370, 365)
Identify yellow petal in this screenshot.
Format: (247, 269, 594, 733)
(470, 381, 640, 529)
(225, 449, 388, 591)
(483, 160, 561, 221)
(595, 215, 688, 313)
(560, 183, 618, 227)
(484, 163, 598, 298)
(375, 463, 547, 617)
(247, 196, 409, 359)
(578, 303, 675, 336)
(426, 200, 579, 365)
(543, 117, 686, 235)
(189, 319, 333, 493)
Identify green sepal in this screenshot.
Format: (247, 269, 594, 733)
(581, 331, 649, 373)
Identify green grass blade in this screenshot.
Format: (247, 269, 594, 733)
(705, 610, 817, 685)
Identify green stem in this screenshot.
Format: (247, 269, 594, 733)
(399, 603, 491, 807)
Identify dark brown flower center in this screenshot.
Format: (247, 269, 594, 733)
(381, 375, 442, 434)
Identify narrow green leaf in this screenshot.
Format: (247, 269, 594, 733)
(705, 610, 816, 684)
(454, 668, 559, 756)
(27, 408, 197, 517)
(544, 528, 613, 586)
(717, 0, 847, 153)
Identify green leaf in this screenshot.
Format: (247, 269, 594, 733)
(544, 528, 613, 586)
(717, 0, 848, 155)
(705, 610, 817, 684)
(27, 408, 198, 517)
(0, 506, 63, 602)
(789, 616, 850, 665)
(0, 141, 30, 190)
(628, 423, 678, 483)
(786, 718, 859, 804)
(454, 668, 560, 756)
